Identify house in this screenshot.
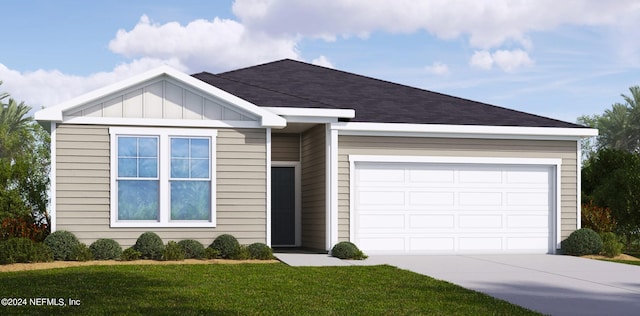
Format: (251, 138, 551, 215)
(35, 59, 597, 254)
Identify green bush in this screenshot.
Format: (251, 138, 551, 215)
(233, 245, 251, 260)
(331, 241, 367, 260)
(133, 232, 165, 260)
(43, 230, 81, 261)
(601, 232, 624, 258)
(121, 247, 141, 261)
(561, 228, 603, 256)
(247, 243, 274, 260)
(209, 234, 240, 259)
(177, 239, 205, 259)
(70, 243, 93, 262)
(204, 247, 220, 259)
(89, 239, 123, 260)
(163, 241, 185, 261)
(0, 238, 53, 264)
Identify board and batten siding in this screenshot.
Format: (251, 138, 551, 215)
(337, 136, 578, 243)
(300, 125, 326, 250)
(55, 124, 267, 248)
(271, 133, 300, 161)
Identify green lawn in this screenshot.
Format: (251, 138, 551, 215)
(0, 263, 540, 315)
(601, 259, 640, 266)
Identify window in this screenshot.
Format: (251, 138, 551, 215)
(110, 128, 217, 227)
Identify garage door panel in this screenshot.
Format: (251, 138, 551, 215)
(354, 162, 553, 254)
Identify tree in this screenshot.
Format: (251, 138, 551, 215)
(0, 81, 50, 230)
(578, 86, 640, 157)
(582, 148, 640, 247)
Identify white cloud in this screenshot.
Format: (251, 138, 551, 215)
(469, 49, 533, 72)
(425, 62, 450, 75)
(311, 56, 334, 68)
(108, 15, 300, 73)
(232, 0, 640, 49)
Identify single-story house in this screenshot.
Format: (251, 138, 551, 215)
(35, 59, 597, 254)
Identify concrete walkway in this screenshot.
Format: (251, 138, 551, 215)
(274, 253, 351, 266)
(277, 253, 640, 316)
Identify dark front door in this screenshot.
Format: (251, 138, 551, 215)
(271, 167, 296, 246)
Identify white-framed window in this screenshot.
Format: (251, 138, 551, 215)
(109, 127, 217, 227)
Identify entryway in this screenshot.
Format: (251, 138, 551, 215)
(271, 163, 300, 246)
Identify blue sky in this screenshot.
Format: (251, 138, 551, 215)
(2, 0, 640, 123)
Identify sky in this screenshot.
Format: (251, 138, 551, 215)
(1, 0, 640, 124)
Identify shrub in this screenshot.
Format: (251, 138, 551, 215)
(44, 230, 81, 261)
(581, 201, 617, 233)
(209, 234, 240, 259)
(0, 238, 53, 264)
(178, 239, 205, 259)
(133, 232, 165, 260)
(70, 243, 93, 262)
(0, 215, 49, 242)
(331, 241, 367, 260)
(233, 245, 251, 260)
(204, 247, 220, 259)
(247, 243, 274, 260)
(163, 241, 185, 261)
(601, 232, 624, 258)
(121, 247, 141, 261)
(561, 228, 603, 256)
(90, 239, 123, 260)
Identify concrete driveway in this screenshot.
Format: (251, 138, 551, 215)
(350, 255, 640, 316)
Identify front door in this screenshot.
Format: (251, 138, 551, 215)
(271, 167, 296, 246)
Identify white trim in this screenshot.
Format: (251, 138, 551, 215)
(348, 155, 562, 254)
(263, 107, 355, 119)
(266, 129, 272, 246)
(577, 140, 582, 229)
(63, 117, 263, 129)
(35, 66, 286, 127)
(325, 124, 332, 250)
(330, 127, 339, 249)
(271, 161, 302, 247)
(109, 127, 218, 228)
(49, 123, 57, 232)
(334, 122, 598, 140)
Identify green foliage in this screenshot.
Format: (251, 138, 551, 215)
(582, 149, 640, 244)
(331, 241, 368, 260)
(581, 201, 617, 233)
(561, 228, 603, 256)
(0, 83, 50, 227)
(177, 239, 205, 259)
(600, 232, 624, 258)
(233, 245, 250, 260)
(70, 243, 93, 262)
(0, 214, 49, 242)
(204, 247, 220, 259)
(0, 238, 53, 264)
(247, 243, 274, 260)
(209, 234, 240, 259)
(163, 241, 186, 261)
(43, 230, 81, 261)
(133, 232, 165, 260)
(89, 239, 123, 260)
(120, 247, 141, 261)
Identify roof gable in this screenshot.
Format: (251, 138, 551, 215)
(194, 59, 585, 129)
(35, 66, 285, 128)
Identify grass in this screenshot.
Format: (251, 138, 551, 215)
(0, 263, 540, 315)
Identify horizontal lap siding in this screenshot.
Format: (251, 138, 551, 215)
(55, 124, 266, 248)
(301, 125, 326, 250)
(337, 136, 578, 242)
(272, 133, 300, 161)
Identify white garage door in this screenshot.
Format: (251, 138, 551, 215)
(353, 162, 553, 254)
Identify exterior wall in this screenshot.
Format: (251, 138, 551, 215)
(271, 133, 300, 161)
(337, 136, 578, 242)
(300, 125, 326, 250)
(55, 123, 267, 248)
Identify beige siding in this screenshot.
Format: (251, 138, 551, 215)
(301, 125, 326, 250)
(338, 136, 578, 243)
(55, 124, 266, 248)
(272, 133, 300, 161)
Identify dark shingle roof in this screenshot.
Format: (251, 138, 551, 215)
(192, 59, 584, 128)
